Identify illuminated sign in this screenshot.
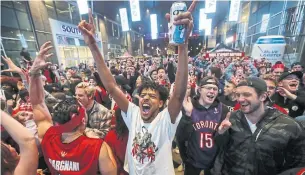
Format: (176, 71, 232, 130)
(119, 8, 129, 32)
(205, 19, 212, 36)
(229, 0, 241, 21)
(129, 0, 141, 21)
(205, 0, 217, 13)
(199, 8, 207, 30)
(150, 14, 158, 39)
(77, 0, 88, 15)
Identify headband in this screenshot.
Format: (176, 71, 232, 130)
(55, 106, 86, 133)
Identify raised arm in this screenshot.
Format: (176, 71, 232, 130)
(29, 41, 54, 139)
(167, 1, 196, 123)
(78, 9, 129, 113)
(1, 110, 38, 175)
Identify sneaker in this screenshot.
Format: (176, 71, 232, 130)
(177, 163, 184, 172)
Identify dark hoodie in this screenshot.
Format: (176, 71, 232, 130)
(176, 97, 229, 169)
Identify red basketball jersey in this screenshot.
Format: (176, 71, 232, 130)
(41, 126, 103, 175)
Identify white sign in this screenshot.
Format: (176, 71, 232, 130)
(260, 14, 270, 33)
(251, 37, 286, 65)
(77, 0, 88, 15)
(119, 8, 129, 32)
(205, 19, 212, 36)
(199, 8, 207, 30)
(208, 52, 243, 57)
(49, 18, 100, 40)
(150, 14, 158, 40)
(129, 0, 141, 21)
(229, 0, 241, 21)
(205, 0, 217, 13)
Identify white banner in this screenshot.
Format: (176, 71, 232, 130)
(205, 0, 217, 13)
(150, 14, 158, 39)
(119, 8, 129, 32)
(129, 0, 141, 21)
(229, 0, 241, 21)
(199, 8, 207, 30)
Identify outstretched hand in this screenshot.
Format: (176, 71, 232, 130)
(31, 41, 53, 72)
(1, 56, 22, 73)
(165, 0, 197, 43)
(78, 8, 96, 46)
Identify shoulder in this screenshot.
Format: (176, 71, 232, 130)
(104, 130, 117, 143)
(41, 126, 60, 144)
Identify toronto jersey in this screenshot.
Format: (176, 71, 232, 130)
(187, 103, 223, 169)
(41, 126, 103, 175)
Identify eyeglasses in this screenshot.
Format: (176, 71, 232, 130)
(201, 86, 218, 91)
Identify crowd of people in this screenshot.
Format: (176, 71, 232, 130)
(1, 5, 305, 175)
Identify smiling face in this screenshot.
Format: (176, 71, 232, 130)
(236, 86, 266, 114)
(199, 80, 219, 106)
(272, 68, 284, 81)
(139, 88, 164, 123)
(279, 74, 300, 93)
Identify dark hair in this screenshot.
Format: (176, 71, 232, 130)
(210, 67, 222, 79)
(1, 142, 19, 173)
(93, 72, 105, 89)
(226, 80, 237, 87)
(52, 99, 79, 124)
(237, 81, 265, 97)
(137, 79, 169, 103)
(150, 69, 157, 78)
(71, 75, 82, 80)
(157, 67, 166, 73)
(199, 76, 219, 86)
(115, 109, 128, 139)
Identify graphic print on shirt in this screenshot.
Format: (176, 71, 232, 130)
(132, 126, 158, 164)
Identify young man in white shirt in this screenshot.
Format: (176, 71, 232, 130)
(77, 2, 196, 174)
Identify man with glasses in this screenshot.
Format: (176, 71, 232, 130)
(181, 76, 229, 175)
(272, 71, 305, 118)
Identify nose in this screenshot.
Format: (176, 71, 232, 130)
(237, 95, 245, 103)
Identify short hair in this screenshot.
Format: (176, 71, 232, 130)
(1, 142, 19, 173)
(138, 79, 169, 103)
(210, 67, 222, 79)
(237, 81, 265, 97)
(157, 67, 166, 73)
(150, 69, 157, 77)
(262, 74, 277, 85)
(75, 82, 95, 97)
(226, 80, 237, 87)
(52, 99, 79, 125)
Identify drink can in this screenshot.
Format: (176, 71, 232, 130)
(169, 2, 187, 45)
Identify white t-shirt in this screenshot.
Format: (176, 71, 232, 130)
(122, 102, 182, 175)
(245, 117, 257, 134)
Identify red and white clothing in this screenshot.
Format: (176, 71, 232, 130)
(41, 126, 103, 175)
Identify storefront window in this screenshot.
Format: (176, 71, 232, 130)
(55, 1, 71, 23)
(1, 26, 21, 38)
(16, 11, 32, 31)
(70, 4, 80, 25)
(13, 1, 27, 12)
(1, 7, 19, 29)
(45, 0, 57, 19)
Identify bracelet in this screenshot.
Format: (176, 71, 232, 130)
(28, 70, 42, 77)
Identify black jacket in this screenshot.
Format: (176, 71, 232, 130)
(271, 89, 305, 118)
(212, 108, 305, 175)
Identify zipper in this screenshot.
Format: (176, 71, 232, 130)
(255, 128, 263, 142)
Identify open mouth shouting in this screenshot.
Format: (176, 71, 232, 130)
(142, 103, 151, 115)
(206, 94, 216, 102)
(288, 81, 299, 90)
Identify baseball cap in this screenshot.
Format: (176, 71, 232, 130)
(278, 71, 303, 82)
(291, 62, 304, 68)
(114, 75, 131, 91)
(237, 77, 267, 92)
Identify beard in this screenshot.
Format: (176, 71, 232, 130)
(243, 101, 261, 114)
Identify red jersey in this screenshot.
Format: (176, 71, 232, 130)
(41, 126, 103, 175)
